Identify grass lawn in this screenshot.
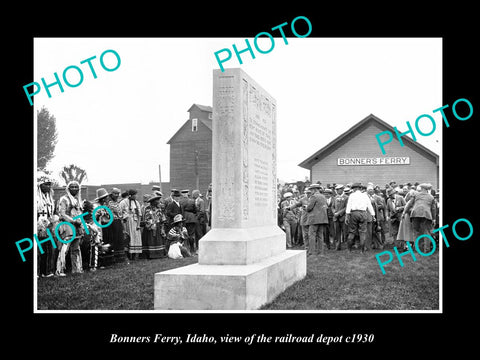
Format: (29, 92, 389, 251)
(261, 245, 439, 310)
(37, 245, 439, 311)
(36, 256, 199, 310)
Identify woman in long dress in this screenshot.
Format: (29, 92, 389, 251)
(120, 189, 143, 260)
(141, 194, 167, 259)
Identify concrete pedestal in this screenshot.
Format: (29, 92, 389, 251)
(154, 249, 306, 310)
(198, 226, 286, 265)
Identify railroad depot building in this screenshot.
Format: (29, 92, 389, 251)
(298, 114, 439, 189)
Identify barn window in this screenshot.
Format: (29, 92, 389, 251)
(192, 118, 198, 132)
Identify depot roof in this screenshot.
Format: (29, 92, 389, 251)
(298, 114, 439, 170)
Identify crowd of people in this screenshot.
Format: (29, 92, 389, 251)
(36, 173, 439, 277)
(36, 174, 212, 277)
(278, 181, 440, 256)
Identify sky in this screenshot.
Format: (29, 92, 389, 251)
(33, 37, 442, 186)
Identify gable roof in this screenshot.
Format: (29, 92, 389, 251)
(166, 118, 212, 144)
(200, 118, 212, 130)
(188, 104, 212, 113)
(166, 104, 213, 144)
(298, 114, 439, 169)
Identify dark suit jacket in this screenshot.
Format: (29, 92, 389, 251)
(165, 200, 183, 226)
(306, 192, 329, 225)
(180, 197, 198, 223)
(325, 197, 334, 219)
(373, 194, 386, 222)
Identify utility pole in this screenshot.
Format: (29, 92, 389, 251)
(194, 150, 199, 190)
(158, 164, 162, 192)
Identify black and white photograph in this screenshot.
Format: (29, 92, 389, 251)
(7, 6, 478, 355)
(31, 36, 443, 312)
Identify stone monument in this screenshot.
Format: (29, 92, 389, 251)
(154, 68, 306, 310)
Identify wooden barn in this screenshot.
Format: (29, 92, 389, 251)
(167, 104, 213, 194)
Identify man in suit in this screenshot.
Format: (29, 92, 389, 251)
(373, 186, 387, 247)
(281, 192, 298, 248)
(324, 188, 335, 249)
(179, 189, 197, 253)
(163, 189, 177, 208)
(205, 183, 213, 231)
(192, 190, 206, 248)
(402, 183, 436, 253)
(305, 184, 329, 256)
(332, 184, 348, 250)
(165, 190, 183, 232)
(386, 187, 406, 247)
(366, 185, 381, 250)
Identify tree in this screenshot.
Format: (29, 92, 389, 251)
(37, 106, 58, 170)
(59, 164, 88, 185)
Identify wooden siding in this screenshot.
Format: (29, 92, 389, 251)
(311, 122, 439, 188)
(169, 119, 212, 193)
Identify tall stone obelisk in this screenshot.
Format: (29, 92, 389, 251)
(154, 68, 306, 310)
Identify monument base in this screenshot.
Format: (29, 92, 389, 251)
(154, 250, 306, 310)
(198, 225, 286, 265)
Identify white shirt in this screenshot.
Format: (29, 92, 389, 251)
(346, 190, 375, 215)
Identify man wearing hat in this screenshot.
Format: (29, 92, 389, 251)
(402, 183, 436, 253)
(179, 189, 197, 253)
(205, 183, 213, 231)
(366, 185, 382, 250)
(192, 189, 206, 250)
(289, 187, 312, 250)
(165, 189, 184, 233)
(332, 184, 349, 250)
(305, 183, 329, 256)
(163, 189, 177, 208)
(373, 186, 388, 247)
(386, 187, 406, 245)
(324, 188, 335, 249)
(281, 192, 298, 248)
(345, 183, 375, 253)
